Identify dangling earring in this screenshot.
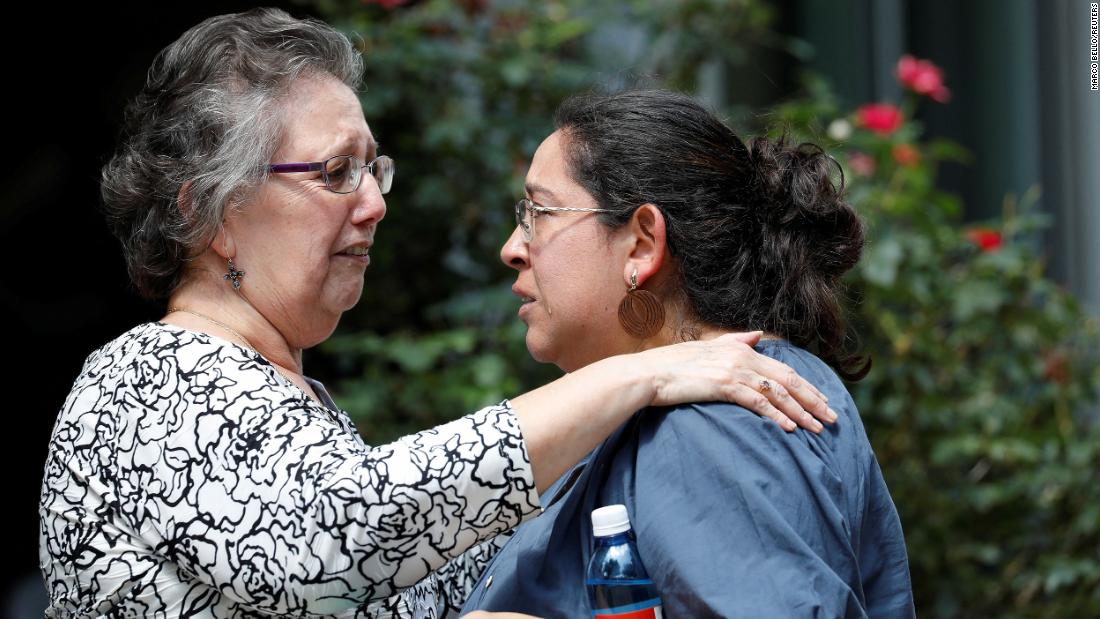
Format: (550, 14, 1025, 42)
(618, 268, 664, 339)
(222, 238, 245, 291)
(224, 257, 245, 290)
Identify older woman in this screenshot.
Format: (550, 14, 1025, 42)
(449, 91, 915, 617)
(38, 10, 832, 619)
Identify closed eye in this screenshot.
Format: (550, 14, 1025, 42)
(325, 157, 351, 183)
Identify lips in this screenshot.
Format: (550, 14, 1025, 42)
(511, 284, 536, 303)
(337, 242, 372, 256)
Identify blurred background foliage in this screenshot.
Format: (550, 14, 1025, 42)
(305, 0, 1100, 615)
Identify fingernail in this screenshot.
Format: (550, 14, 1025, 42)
(826, 407, 838, 423)
(813, 420, 824, 433)
(785, 420, 797, 431)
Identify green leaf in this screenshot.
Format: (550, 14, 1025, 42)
(861, 236, 904, 287)
(952, 280, 1007, 321)
(927, 138, 973, 164)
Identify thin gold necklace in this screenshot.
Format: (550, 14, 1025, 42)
(166, 307, 256, 352)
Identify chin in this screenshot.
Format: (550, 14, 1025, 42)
(525, 334, 574, 372)
(525, 333, 554, 364)
(328, 287, 365, 313)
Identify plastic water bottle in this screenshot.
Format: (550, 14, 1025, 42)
(586, 504, 664, 618)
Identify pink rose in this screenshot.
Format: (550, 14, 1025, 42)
(856, 103, 904, 135)
(896, 55, 951, 103)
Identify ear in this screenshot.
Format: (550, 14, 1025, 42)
(622, 203, 668, 287)
(212, 224, 235, 261)
(180, 181, 238, 260)
(177, 180, 227, 260)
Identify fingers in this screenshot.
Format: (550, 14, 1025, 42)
(712, 335, 837, 433)
(728, 383, 797, 431)
(751, 356, 837, 427)
(722, 330, 763, 346)
(642, 335, 838, 434)
(756, 374, 824, 433)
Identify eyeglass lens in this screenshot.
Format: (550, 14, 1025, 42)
(323, 156, 358, 193)
(371, 156, 394, 195)
(323, 155, 395, 195)
(515, 200, 533, 241)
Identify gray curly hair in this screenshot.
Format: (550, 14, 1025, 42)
(100, 7, 363, 299)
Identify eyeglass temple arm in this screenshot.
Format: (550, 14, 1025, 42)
(534, 206, 613, 213)
(267, 162, 325, 173)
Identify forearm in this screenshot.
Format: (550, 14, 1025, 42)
(510, 354, 652, 493)
(511, 331, 836, 502)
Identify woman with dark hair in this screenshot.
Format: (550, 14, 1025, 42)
(38, 12, 832, 619)
(448, 90, 914, 618)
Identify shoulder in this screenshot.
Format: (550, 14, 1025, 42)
(607, 340, 877, 522)
(74, 321, 260, 377)
(92, 322, 283, 397)
(59, 323, 346, 433)
(638, 340, 868, 452)
(750, 339, 854, 416)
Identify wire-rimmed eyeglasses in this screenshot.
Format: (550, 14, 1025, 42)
(267, 154, 395, 195)
(514, 198, 613, 242)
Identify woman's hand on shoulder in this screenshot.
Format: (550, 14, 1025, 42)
(642, 332, 837, 433)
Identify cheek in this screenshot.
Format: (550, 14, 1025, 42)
(531, 224, 623, 311)
(248, 198, 340, 268)
(291, 211, 344, 270)
(270, 236, 331, 286)
(540, 263, 617, 325)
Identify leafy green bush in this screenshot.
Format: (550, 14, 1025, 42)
(312, 1, 1100, 615)
(770, 66, 1100, 615)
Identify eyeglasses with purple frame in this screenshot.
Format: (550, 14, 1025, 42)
(267, 154, 395, 195)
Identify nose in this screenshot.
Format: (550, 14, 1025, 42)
(350, 176, 387, 225)
(500, 225, 530, 271)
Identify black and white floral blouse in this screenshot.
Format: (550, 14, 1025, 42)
(39, 323, 539, 618)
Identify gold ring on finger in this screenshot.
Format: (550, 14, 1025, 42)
(758, 378, 772, 393)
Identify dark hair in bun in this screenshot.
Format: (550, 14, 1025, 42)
(554, 89, 868, 379)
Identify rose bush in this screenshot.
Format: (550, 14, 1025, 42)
(771, 55, 1100, 615)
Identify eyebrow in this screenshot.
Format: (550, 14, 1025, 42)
(524, 182, 559, 203)
(327, 135, 378, 159)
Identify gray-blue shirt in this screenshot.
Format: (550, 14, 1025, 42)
(460, 340, 915, 618)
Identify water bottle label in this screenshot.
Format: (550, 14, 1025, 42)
(592, 600, 664, 619)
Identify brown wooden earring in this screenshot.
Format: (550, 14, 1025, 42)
(618, 269, 664, 339)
